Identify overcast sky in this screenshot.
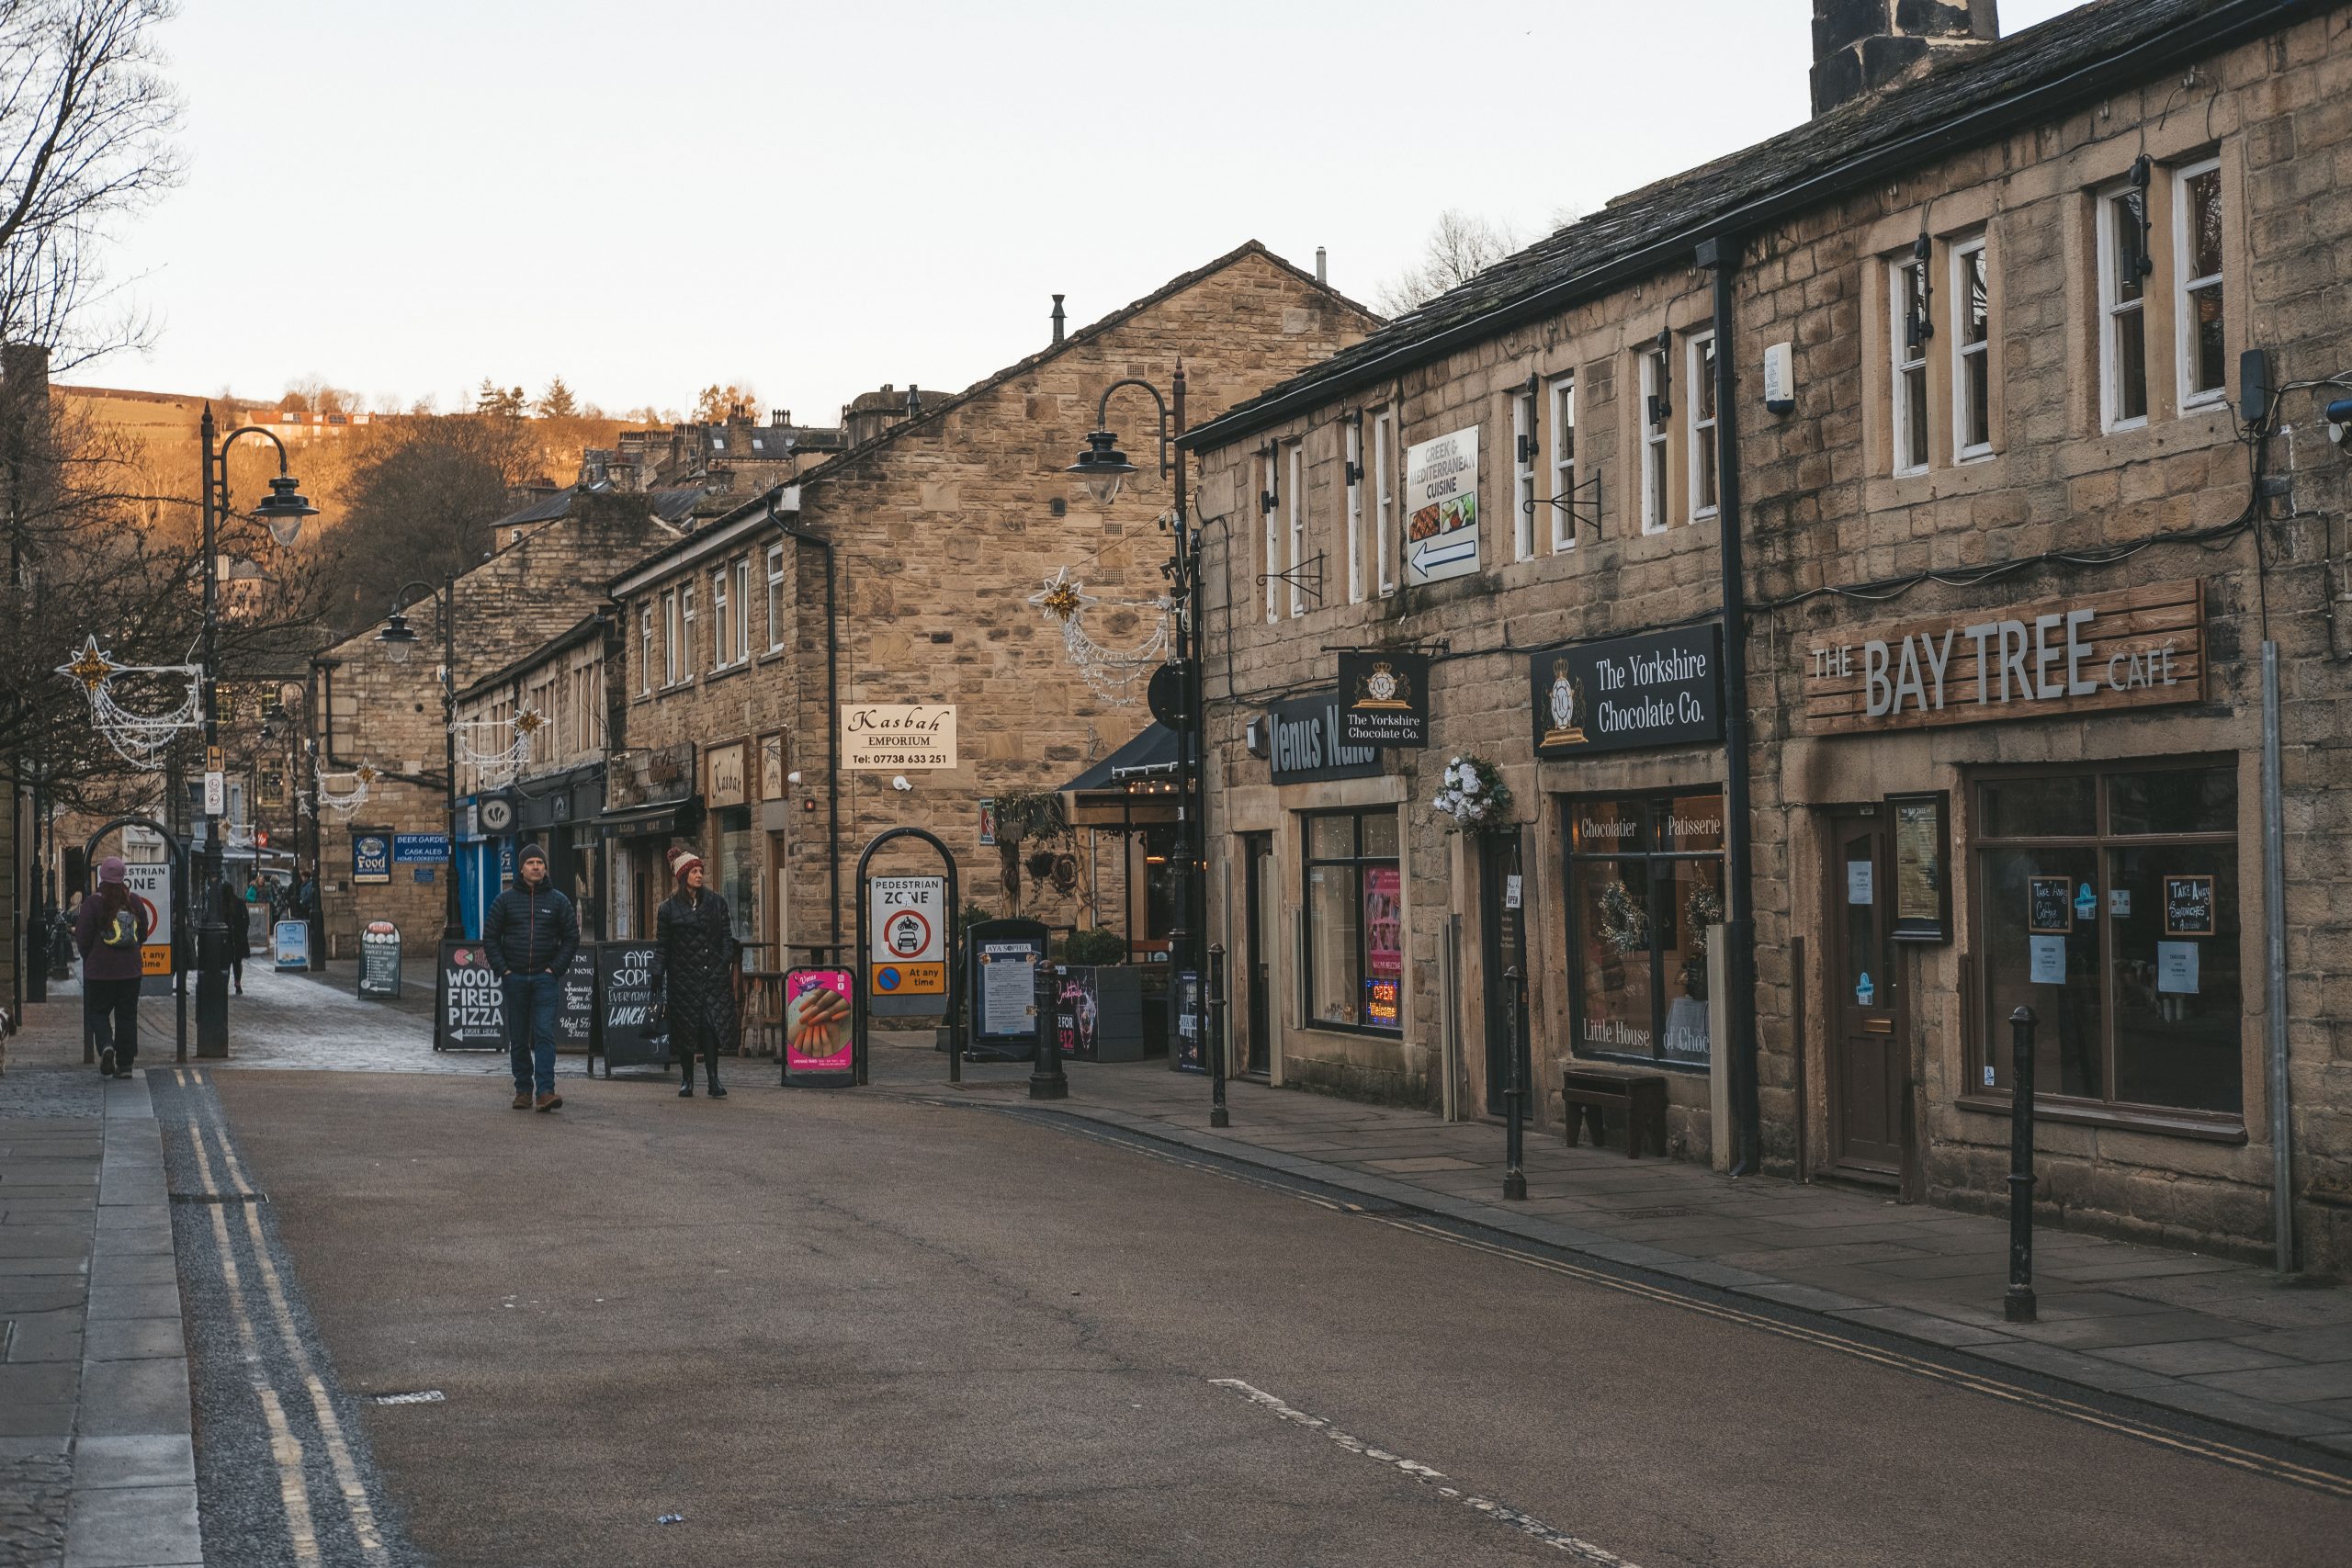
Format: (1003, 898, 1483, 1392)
(96, 0, 2091, 422)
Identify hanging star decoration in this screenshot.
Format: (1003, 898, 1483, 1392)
(59, 637, 118, 692)
(514, 708, 545, 738)
(1028, 565, 1096, 625)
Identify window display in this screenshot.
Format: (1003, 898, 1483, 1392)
(1566, 791, 1724, 1067)
(1302, 809, 1402, 1034)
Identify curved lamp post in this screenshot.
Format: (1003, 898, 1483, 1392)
(376, 577, 464, 940)
(195, 405, 317, 1055)
(1062, 369, 1224, 1122)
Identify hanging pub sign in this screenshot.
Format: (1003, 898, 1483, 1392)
(1267, 690, 1383, 784)
(706, 740, 749, 809)
(1529, 625, 1724, 759)
(1799, 580, 2206, 735)
(1338, 651, 1430, 749)
(353, 829, 392, 885)
(1402, 425, 1481, 586)
(1888, 791, 1951, 943)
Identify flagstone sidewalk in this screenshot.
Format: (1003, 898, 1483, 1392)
(869, 1039, 2352, 1461)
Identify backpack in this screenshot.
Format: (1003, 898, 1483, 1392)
(98, 908, 140, 950)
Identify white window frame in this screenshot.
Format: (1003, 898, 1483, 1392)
(1373, 411, 1396, 596)
(662, 590, 680, 687)
(1950, 235, 1993, 461)
(1889, 258, 1930, 477)
(2174, 156, 2227, 410)
(1285, 442, 1306, 618)
(1261, 451, 1280, 623)
(1640, 349, 1669, 535)
(680, 582, 696, 682)
(639, 604, 653, 696)
(1344, 420, 1364, 604)
(711, 568, 730, 671)
(733, 557, 751, 664)
(1548, 374, 1577, 553)
(765, 545, 786, 652)
(2097, 180, 2151, 433)
(1511, 388, 1536, 562)
(1687, 331, 1719, 523)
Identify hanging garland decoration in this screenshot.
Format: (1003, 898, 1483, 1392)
(452, 707, 544, 789)
(1026, 564, 1173, 705)
(314, 761, 380, 818)
(54, 636, 205, 771)
(1680, 883, 1726, 998)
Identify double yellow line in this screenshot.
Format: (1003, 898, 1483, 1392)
(175, 1068, 390, 1563)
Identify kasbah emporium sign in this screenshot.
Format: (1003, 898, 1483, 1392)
(1799, 580, 2205, 734)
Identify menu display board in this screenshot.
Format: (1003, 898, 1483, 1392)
(2027, 876, 2074, 935)
(1890, 792, 1951, 943)
(436, 941, 505, 1050)
(595, 942, 666, 1071)
(2164, 874, 2216, 937)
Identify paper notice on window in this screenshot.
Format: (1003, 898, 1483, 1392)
(1847, 862, 1873, 905)
(2156, 941, 2199, 995)
(2029, 934, 2065, 985)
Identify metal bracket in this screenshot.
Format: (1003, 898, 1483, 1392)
(1258, 551, 1327, 607)
(1521, 471, 1603, 538)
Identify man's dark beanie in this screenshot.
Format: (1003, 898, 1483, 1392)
(519, 843, 548, 864)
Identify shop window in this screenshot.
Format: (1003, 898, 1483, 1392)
(1565, 791, 1724, 1067)
(1951, 235, 1993, 459)
(2098, 181, 2151, 430)
(1301, 808, 1402, 1035)
(2175, 157, 2227, 408)
(1890, 256, 1930, 475)
(1974, 761, 2241, 1119)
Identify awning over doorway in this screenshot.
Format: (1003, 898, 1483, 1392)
(1061, 725, 1180, 829)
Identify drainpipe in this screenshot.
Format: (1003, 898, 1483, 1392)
(2262, 639, 2294, 1272)
(771, 496, 843, 954)
(1699, 235, 1763, 1176)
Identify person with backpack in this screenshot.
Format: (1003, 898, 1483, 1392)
(482, 843, 580, 1111)
(74, 856, 151, 1078)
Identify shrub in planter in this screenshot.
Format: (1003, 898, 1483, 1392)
(1063, 927, 1129, 966)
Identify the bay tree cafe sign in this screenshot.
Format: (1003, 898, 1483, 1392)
(1800, 580, 2205, 735)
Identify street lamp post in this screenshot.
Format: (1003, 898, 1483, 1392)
(375, 576, 464, 940)
(1065, 367, 1218, 1118)
(195, 405, 317, 1054)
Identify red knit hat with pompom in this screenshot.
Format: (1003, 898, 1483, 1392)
(666, 845, 704, 883)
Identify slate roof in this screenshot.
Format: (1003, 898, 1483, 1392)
(489, 482, 710, 534)
(1184, 0, 2312, 451)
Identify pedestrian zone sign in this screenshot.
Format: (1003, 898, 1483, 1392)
(868, 874, 945, 996)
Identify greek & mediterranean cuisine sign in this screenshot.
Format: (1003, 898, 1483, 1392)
(1403, 426, 1480, 586)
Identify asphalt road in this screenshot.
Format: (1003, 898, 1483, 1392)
(179, 1065, 2351, 1568)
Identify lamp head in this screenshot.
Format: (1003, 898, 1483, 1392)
(255, 475, 319, 547)
(376, 609, 419, 664)
(1067, 429, 1136, 506)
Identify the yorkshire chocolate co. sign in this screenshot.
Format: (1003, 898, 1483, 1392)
(1338, 651, 1430, 749)
(1800, 580, 2205, 735)
(1529, 625, 1724, 758)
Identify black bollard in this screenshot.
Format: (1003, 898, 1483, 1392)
(1028, 959, 1069, 1100)
(1503, 964, 1527, 1201)
(2006, 1005, 2039, 1324)
(1207, 943, 1230, 1129)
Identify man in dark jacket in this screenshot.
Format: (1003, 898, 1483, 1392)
(482, 844, 580, 1111)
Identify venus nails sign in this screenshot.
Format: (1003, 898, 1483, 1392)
(1799, 580, 2205, 735)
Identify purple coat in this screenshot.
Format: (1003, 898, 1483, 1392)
(75, 893, 153, 984)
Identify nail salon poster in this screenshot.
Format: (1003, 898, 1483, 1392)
(784, 968, 854, 1075)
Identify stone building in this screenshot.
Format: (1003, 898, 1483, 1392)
(308, 491, 683, 954)
(602, 243, 1377, 984)
(1182, 0, 2352, 1272)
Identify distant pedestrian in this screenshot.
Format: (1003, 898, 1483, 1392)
(482, 843, 580, 1112)
(651, 846, 737, 1099)
(213, 873, 252, 995)
(74, 856, 150, 1079)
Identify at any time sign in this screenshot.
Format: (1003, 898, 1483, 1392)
(868, 874, 945, 997)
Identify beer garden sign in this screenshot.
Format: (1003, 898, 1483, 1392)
(1799, 580, 2205, 735)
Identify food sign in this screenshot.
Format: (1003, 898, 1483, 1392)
(1403, 425, 1481, 586)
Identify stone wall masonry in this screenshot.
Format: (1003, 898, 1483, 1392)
(1194, 14, 2352, 1269)
(613, 248, 1378, 965)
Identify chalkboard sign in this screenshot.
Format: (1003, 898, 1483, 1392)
(358, 921, 401, 999)
(556, 950, 596, 1051)
(2164, 874, 2215, 937)
(2027, 876, 2074, 935)
(596, 942, 667, 1072)
(436, 941, 505, 1050)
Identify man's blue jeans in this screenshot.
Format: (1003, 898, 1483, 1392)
(503, 972, 560, 1096)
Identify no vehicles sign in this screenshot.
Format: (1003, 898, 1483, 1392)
(868, 874, 945, 997)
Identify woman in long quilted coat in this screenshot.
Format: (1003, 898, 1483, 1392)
(652, 844, 741, 1098)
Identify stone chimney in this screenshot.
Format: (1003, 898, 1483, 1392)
(1811, 0, 1998, 118)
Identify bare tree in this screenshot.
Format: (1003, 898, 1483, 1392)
(1375, 210, 1524, 316)
(0, 1, 183, 369)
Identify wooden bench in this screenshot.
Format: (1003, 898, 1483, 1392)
(1561, 1066, 1668, 1158)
